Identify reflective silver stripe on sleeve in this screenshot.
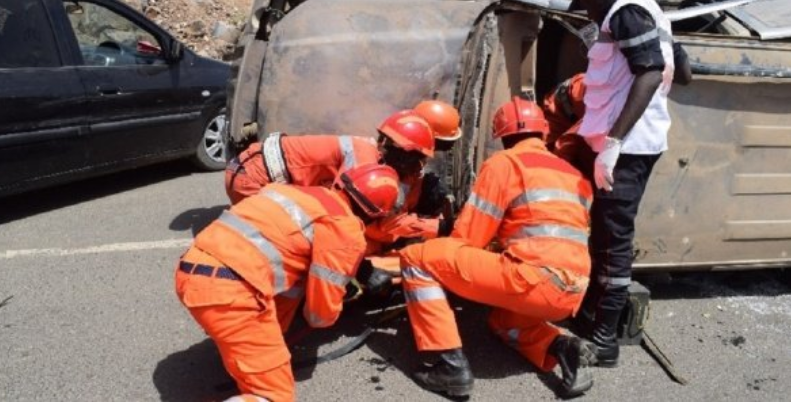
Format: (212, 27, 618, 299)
(310, 263, 351, 287)
(510, 189, 592, 210)
(405, 286, 446, 303)
(510, 224, 589, 246)
(218, 211, 287, 293)
(394, 182, 411, 212)
(339, 136, 356, 169)
(403, 266, 435, 281)
(261, 189, 314, 242)
(617, 28, 658, 48)
(467, 192, 504, 220)
(263, 133, 291, 183)
(598, 275, 632, 287)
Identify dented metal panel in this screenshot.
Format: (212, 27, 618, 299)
(255, 0, 489, 139)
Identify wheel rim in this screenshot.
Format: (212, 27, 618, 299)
(203, 113, 227, 164)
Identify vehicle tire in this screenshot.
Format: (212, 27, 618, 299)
(193, 107, 227, 171)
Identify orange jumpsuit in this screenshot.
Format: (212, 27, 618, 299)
(175, 184, 367, 401)
(224, 134, 380, 204)
(399, 138, 593, 372)
(542, 74, 595, 180)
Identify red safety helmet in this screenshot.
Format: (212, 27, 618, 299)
(335, 163, 400, 219)
(377, 110, 435, 158)
(414, 100, 462, 142)
(492, 97, 550, 140)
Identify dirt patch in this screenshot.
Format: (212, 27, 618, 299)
(121, 0, 252, 60)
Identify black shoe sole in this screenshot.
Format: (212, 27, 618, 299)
(560, 365, 593, 398)
(415, 379, 474, 397)
(595, 358, 618, 368)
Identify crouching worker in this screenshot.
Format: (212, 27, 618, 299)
(398, 98, 596, 398)
(176, 164, 400, 402)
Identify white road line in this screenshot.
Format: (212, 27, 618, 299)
(0, 239, 193, 259)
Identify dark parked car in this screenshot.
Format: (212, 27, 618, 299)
(0, 0, 229, 197)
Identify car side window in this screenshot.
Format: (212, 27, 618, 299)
(62, 1, 165, 67)
(0, 0, 62, 68)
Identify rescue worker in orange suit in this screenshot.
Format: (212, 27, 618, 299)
(176, 163, 400, 402)
(359, 101, 462, 289)
(542, 73, 596, 181)
(570, 0, 678, 368)
(223, 106, 455, 244)
(398, 97, 596, 398)
(224, 133, 380, 205)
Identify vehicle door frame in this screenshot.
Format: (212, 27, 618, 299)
(54, 0, 200, 167)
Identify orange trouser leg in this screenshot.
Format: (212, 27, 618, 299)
(225, 164, 268, 205)
(400, 238, 577, 371)
(176, 247, 295, 402)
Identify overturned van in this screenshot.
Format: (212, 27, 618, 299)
(227, 0, 791, 272)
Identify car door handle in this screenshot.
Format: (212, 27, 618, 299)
(96, 86, 122, 96)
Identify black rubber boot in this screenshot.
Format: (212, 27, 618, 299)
(549, 335, 595, 398)
(413, 349, 474, 397)
(590, 307, 621, 368)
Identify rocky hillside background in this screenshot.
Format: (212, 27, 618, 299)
(122, 0, 252, 60)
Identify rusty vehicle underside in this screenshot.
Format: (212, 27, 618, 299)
(227, 0, 791, 272)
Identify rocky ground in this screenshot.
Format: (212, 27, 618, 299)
(122, 0, 252, 60)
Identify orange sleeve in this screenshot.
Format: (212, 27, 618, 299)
(303, 215, 366, 328)
(348, 137, 381, 169)
(451, 155, 516, 248)
(368, 214, 439, 240)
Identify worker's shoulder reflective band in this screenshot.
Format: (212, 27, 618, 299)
(467, 192, 504, 221)
(403, 266, 435, 281)
(338, 135, 356, 169)
(511, 224, 588, 246)
(309, 263, 351, 287)
(598, 275, 631, 287)
(218, 211, 288, 293)
(617, 28, 658, 49)
(395, 182, 411, 212)
(261, 189, 314, 242)
(263, 134, 291, 184)
(510, 188, 591, 210)
(405, 286, 446, 303)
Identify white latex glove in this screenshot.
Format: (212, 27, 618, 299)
(594, 137, 622, 192)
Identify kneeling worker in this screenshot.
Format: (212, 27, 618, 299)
(399, 97, 596, 398)
(176, 163, 400, 401)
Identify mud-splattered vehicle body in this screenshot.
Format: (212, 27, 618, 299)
(227, 0, 791, 272)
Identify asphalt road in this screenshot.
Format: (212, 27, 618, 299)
(1, 162, 790, 401)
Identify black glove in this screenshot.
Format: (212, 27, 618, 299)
(366, 268, 394, 295)
(355, 259, 394, 295)
(438, 216, 455, 237)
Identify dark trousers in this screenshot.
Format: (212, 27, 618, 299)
(584, 153, 661, 321)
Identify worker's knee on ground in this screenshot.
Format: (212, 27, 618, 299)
(399, 238, 465, 275)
